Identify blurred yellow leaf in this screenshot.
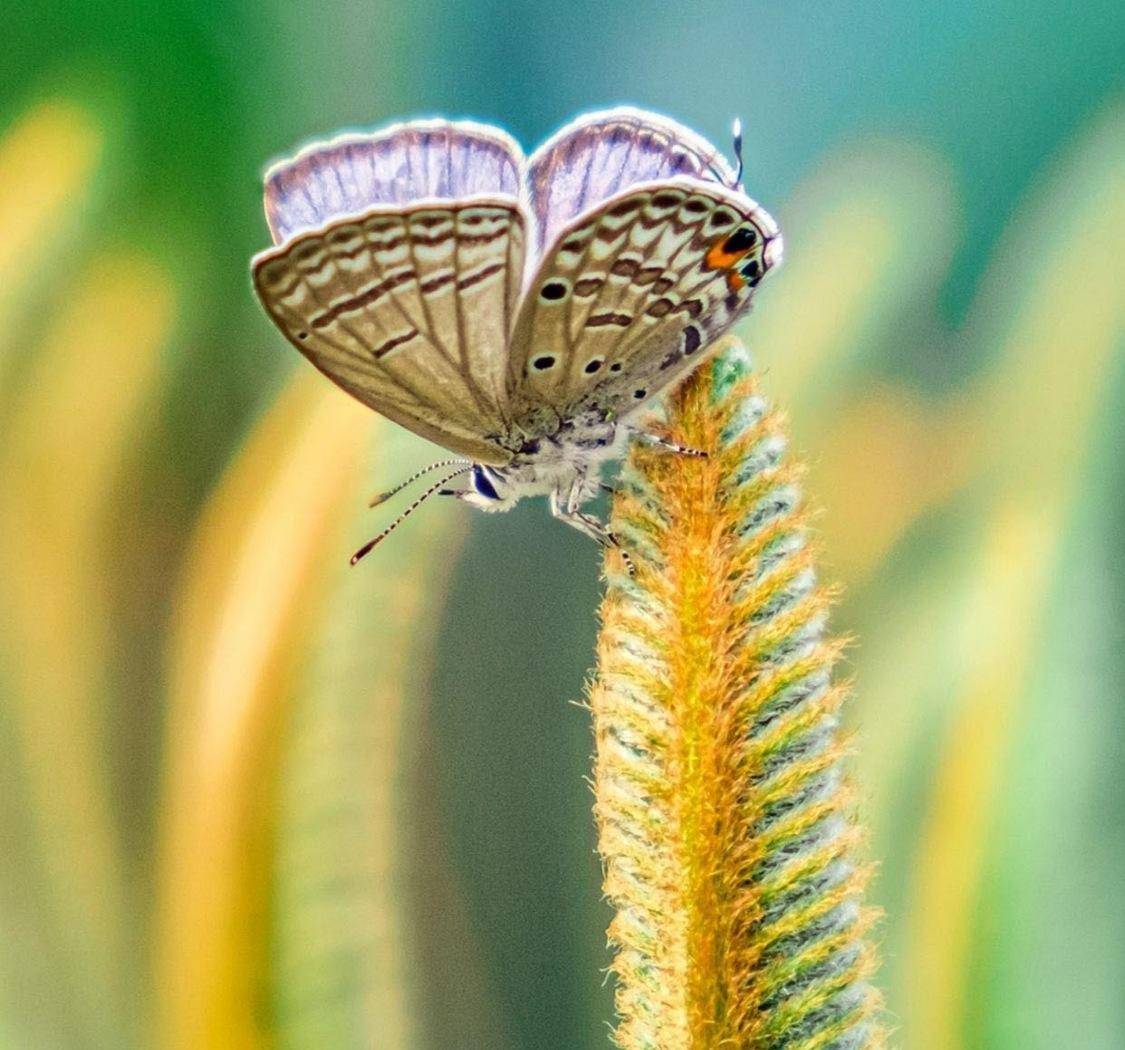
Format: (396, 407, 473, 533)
(157, 374, 372, 1050)
(811, 383, 976, 584)
(746, 143, 968, 587)
(979, 114, 1125, 500)
(906, 506, 1053, 1050)
(268, 422, 481, 1050)
(750, 141, 957, 417)
(0, 99, 103, 345)
(902, 103, 1125, 1050)
(0, 250, 173, 1048)
(157, 370, 483, 1050)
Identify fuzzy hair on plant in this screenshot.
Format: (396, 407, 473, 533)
(590, 338, 883, 1049)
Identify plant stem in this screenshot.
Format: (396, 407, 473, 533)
(591, 339, 882, 1048)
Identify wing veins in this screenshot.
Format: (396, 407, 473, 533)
(291, 252, 381, 371)
(562, 132, 640, 385)
(449, 214, 496, 417)
(570, 196, 699, 376)
(358, 223, 480, 420)
(615, 194, 747, 366)
(402, 214, 459, 371)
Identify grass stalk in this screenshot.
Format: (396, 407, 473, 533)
(590, 338, 882, 1048)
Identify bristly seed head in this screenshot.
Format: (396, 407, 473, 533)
(589, 339, 883, 1048)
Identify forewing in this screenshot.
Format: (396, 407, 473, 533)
(526, 107, 733, 251)
(264, 119, 524, 243)
(506, 180, 780, 432)
(253, 198, 526, 465)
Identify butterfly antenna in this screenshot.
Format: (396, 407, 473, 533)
(731, 117, 745, 189)
(351, 466, 472, 565)
(368, 458, 470, 507)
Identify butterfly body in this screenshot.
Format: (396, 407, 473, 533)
(460, 415, 627, 512)
(251, 108, 782, 563)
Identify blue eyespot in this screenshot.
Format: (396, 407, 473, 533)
(472, 465, 500, 500)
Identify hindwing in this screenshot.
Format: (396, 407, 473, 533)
(253, 197, 526, 464)
(506, 179, 780, 433)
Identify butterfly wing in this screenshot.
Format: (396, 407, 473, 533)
(253, 121, 531, 464)
(253, 197, 525, 464)
(506, 178, 780, 433)
(526, 106, 735, 252)
(264, 117, 525, 242)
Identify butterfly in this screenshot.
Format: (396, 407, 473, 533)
(251, 107, 782, 570)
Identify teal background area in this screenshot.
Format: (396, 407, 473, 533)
(2, 2, 1123, 1047)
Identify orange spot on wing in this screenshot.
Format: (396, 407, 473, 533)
(705, 241, 742, 271)
(706, 236, 755, 294)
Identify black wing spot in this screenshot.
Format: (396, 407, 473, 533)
(540, 280, 568, 301)
(532, 355, 556, 371)
(723, 226, 758, 253)
(609, 362, 623, 373)
(608, 198, 641, 217)
(297, 331, 309, 340)
(683, 325, 702, 355)
(633, 388, 647, 400)
(584, 357, 604, 375)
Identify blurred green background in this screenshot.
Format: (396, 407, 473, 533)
(2, 2, 1123, 1047)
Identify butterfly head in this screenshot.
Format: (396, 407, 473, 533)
(457, 464, 517, 513)
(349, 459, 519, 565)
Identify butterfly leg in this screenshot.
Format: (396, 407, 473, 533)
(548, 489, 636, 577)
(629, 430, 709, 458)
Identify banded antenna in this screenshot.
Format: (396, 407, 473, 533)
(731, 117, 744, 190)
(368, 457, 471, 507)
(351, 465, 473, 565)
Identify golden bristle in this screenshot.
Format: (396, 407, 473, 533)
(590, 338, 883, 1048)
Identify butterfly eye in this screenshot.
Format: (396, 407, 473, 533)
(471, 465, 501, 500)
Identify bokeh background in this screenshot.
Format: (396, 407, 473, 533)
(2, 2, 1123, 1047)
